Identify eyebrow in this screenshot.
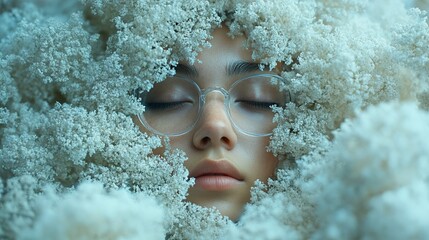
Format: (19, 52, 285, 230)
(226, 61, 262, 76)
(174, 60, 263, 78)
(175, 63, 198, 78)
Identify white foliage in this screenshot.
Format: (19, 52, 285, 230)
(17, 182, 166, 240)
(1, 0, 429, 239)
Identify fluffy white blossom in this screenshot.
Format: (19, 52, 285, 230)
(17, 182, 166, 240)
(303, 102, 429, 239)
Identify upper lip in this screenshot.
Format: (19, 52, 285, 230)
(189, 160, 244, 181)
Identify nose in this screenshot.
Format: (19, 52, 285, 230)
(192, 93, 238, 150)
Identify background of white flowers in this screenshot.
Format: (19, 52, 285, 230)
(1, 0, 429, 239)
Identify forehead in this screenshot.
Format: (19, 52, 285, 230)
(180, 27, 255, 87)
(198, 27, 252, 60)
(196, 27, 253, 66)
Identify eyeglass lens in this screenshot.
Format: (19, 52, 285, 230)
(136, 75, 288, 136)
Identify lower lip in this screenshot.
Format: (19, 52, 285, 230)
(194, 175, 242, 191)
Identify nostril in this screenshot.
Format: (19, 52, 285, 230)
(221, 136, 230, 145)
(201, 137, 210, 146)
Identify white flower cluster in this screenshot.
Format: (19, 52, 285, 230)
(1, 0, 429, 239)
(18, 182, 166, 240)
(304, 102, 429, 239)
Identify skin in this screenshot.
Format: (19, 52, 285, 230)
(134, 26, 279, 221)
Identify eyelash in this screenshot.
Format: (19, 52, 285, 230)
(144, 101, 192, 111)
(236, 100, 277, 110)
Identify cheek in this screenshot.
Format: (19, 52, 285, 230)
(256, 150, 278, 180)
(132, 115, 145, 132)
(133, 114, 191, 157)
(241, 138, 278, 181)
(132, 115, 166, 155)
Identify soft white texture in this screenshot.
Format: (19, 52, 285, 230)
(1, 0, 429, 239)
(17, 182, 166, 240)
(303, 102, 429, 239)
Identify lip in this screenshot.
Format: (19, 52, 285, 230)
(189, 160, 244, 191)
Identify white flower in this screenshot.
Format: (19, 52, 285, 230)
(18, 182, 166, 240)
(308, 102, 429, 239)
(1, 0, 429, 239)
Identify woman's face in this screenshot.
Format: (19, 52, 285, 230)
(134, 27, 279, 221)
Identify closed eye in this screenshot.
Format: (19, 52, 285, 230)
(236, 100, 278, 110)
(144, 101, 193, 111)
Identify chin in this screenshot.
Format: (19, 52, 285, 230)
(187, 196, 245, 221)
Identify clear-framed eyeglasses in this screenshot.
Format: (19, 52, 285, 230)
(134, 73, 290, 137)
